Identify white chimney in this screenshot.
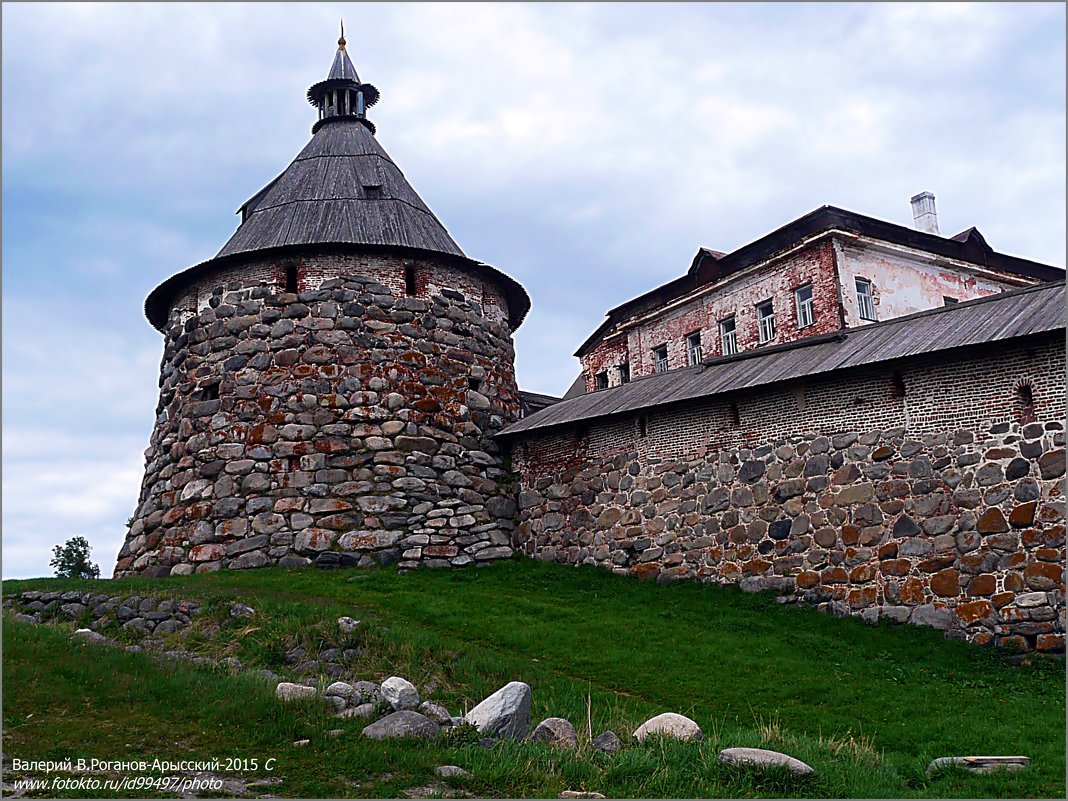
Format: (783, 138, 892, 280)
(910, 191, 939, 234)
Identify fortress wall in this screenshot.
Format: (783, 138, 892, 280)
(511, 335, 1066, 652)
(117, 262, 520, 577)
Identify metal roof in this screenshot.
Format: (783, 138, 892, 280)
(500, 280, 1065, 439)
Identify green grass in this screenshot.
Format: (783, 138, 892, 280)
(3, 557, 1064, 798)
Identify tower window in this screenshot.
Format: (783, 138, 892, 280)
(652, 345, 669, 373)
(720, 316, 738, 356)
(284, 263, 299, 294)
(364, 185, 382, 199)
(795, 283, 814, 328)
(595, 371, 609, 390)
(619, 362, 630, 384)
(1015, 381, 1036, 424)
(856, 277, 877, 321)
(729, 399, 741, 426)
(686, 331, 703, 365)
(404, 264, 417, 296)
(891, 370, 906, 400)
(756, 300, 776, 343)
(638, 416, 647, 437)
(200, 381, 220, 401)
(943, 296, 959, 306)
(468, 376, 482, 392)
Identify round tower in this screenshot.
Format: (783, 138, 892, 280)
(115, 33, 530, 577)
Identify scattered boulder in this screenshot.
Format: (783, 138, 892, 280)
(717, 747, 814, 776)
(154, 619, 185, 635)
(435, 765, 471, 778)
(464, 681, 531, 740)
(72, 629, 108, 644)
(338, 616, 361, 634)
(591, 730, 623, 754)
(633, 712, 702, 742)
(419, 701, 454, 727)
(230, 603, 256, 619)
(362, 710, 440, 740)
(531, 717, 578, 748)
(325, 681, 356, 699)
(381, 676, 420, 710)
(926, 756, 1030, 776)
(336, 703, 376, 720)
(275, 682, 317, 702)
(353, 680, 382, 704)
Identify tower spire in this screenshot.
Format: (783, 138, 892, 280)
(306, 29, 380, 134)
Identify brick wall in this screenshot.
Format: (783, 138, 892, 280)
(512, 334, 1066, 652)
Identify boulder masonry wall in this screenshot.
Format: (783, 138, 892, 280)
(117, 253, 520, 577)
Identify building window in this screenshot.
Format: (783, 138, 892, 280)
(686, 331, 703, 366)
(891, 370, 906, 400)
(284, 263, 299, 294)
(756, 301, 775, 343)
(595, 371, 609, 390)
(652, 345, 669, 373)
(404, 264, 417, 296)
(1015, 381, 1036, 424)
(729, 399, 740, 426)
(364, 185, 382, 199)
(856, 277, 877, 321)
(199, 380, 220, 401)
(943, 296, 959, 306)
(638, 416, 647, 437)
(619, 363, 630, 384)
(720, 317, 737, 356)
(795, 283, 814, 328)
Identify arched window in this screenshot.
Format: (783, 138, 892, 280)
(890, 370, 906, 400)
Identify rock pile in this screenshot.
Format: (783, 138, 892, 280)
(4, 591, 201, 635)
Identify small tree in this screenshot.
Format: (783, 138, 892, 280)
(50, 536, 100, 580)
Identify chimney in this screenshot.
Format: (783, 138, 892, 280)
(910, 191, 939, 235)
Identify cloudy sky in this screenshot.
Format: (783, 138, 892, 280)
(3, 2, 1064, 579)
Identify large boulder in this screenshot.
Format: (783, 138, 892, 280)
(362, 710, 439, 740)
(464, 681, 531, 740)
(926, 756, 1030, 776)
(633, 712, 703, 742)
(531, 717, 578, 748)
(381, 676, 420, 710)
(717, 747, 814, 776)
(275, 682, 317, 702)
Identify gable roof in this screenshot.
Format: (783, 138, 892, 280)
(502, 280, 1065, 439)
(575, 205, 1065, 357)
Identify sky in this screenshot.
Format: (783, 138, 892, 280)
(3, 2, 1065, 579)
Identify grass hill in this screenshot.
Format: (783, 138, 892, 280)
(3, 558, 1064, 798)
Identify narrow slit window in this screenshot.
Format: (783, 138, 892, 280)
(639, 416, 647, 437)
(364, 185, 382, 199)
(891, 370, 906, 399)
(720, 316, 737, 356)
(729, 399, 740, 426)
(404, 264, 417, 296)
(795, 283, 814, 328)
(619, 363, 630, 384)
(201, 381, 220, 401)
(1015, 382, 1036, 424)
(756, 300, 775, 343)
(284, 264, 299, 294)
(468, 376, 481, 392)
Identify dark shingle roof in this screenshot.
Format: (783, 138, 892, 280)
(501, 281, 1065, 439)
(218, 122, 465, 259)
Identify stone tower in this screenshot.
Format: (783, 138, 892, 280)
(116, 33, 529, 577)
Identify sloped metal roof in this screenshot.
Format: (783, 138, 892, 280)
(500, 281, 1065, 438)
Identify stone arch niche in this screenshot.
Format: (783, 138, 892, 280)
(115, 249, 522, 577)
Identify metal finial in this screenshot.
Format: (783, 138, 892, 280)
(338, 19, 346, 49)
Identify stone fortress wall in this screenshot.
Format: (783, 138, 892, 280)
(116, 250, 520, 577)
(511, 336, 1067, 653)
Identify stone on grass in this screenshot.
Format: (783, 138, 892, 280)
(633, 712, 703, 742)
(72, 628, 108, 644)
(381, 676, 420, 710)
(325, 695, 346, 711)
(338, 616, 361, 634)
(531, 717, 578, 748)
(293, 739, 310, 747)
(717, 747, 814, 776)
(154, 619, 184, 635)
(326, 729, 344, 738)
(464, 681, 531, 740)
(230, 603, 256, 619)
(926, 756, 1030, 776)
(591, 730, 623, 754)
(337, 703, 376, 720)
(276, 682, 317, 702)
(362, 710, 439, 740)
(419, 701, 454, 727)
(325, 681, 356, 699)
(558, 792, 605, 799)
(353, 680, 382, 704)
(435, 765, 470, 778)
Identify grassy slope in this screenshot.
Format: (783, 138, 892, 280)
(3, 558, 1064, 799)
